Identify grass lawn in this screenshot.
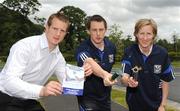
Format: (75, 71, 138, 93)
(111, 88, 128, 108)
(172, 61, 180, 68)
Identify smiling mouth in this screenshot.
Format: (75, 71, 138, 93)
(53, 37, 59, 40)
(96, 37, 102, 40)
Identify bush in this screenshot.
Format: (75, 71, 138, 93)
(115, 55, 121, 62)
(0, 56, 7, 62)
(169, 52, 180, 61)
(63, 52, 75, 62)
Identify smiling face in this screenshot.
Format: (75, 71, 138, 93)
(134, 19, 157, 52)
(88, 21, 106, 46)
(136, 25, 154, 50)
(45, 17, 68, 50)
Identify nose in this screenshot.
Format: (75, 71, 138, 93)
(143, 35, 148, 40)
(96, 30, 100, 35)
(142, 34, 149, 40)
(56, 31, 60, 35)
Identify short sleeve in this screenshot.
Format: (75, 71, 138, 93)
(160, 53, 175, 82)
(121, 48, 132, 75)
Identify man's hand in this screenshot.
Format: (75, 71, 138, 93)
(83, 62, 93, 77)
(103, 72, 117, 86)
(127, 77, 138, 88)
(40, 81, 62, 97)
(158, 105, 165, 111)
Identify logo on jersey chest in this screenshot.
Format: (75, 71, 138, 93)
(108, 54, 114, 63)
(131, 66, 142, 74)
(154, 65, 162, 74)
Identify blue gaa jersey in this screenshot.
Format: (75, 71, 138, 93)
(122, 44, 175, 111)
(75, 37, 116, 110)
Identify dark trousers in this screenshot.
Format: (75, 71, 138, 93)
(0, 91, 45, 111)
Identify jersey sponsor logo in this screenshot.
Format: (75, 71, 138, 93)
(154, 65, 162, 74)
(108, 54, 114, 63)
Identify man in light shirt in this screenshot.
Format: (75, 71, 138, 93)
(0, 11, 70, 111)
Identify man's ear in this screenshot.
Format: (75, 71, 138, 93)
(45, 24, 49, 31)
(87, 30, 90, 35)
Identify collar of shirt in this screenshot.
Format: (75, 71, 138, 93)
(138, 44, 153, 56)
(40, 33, 60, 55)
(87, 37, 107, 52)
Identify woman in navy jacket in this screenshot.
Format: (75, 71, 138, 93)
(121, 19, 175, 111)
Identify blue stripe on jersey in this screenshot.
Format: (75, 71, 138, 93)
(121, 60, 132, 74)
(163, 65, 173, 75)
(163, 65, 175, 79)
(122, 60, 131, 67)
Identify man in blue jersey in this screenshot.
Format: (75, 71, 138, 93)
(121, 18, 175, 111)
(75, 15, 116, 111)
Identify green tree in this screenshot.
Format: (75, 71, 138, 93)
(34, 16, 46, 26)
(156, 39, 172, 51)
(59, 6, 87, 51)
(172, 33, 178, 54)
(2, 0, 41, 17)
(122, 35, 134, 49)
(177, 39, 180, 52)
(0, 4, 44, 56)
(108, 24, 124, 61)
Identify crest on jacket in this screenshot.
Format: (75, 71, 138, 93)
(154, 65, 161, 74)
(108, 54, 114, 63)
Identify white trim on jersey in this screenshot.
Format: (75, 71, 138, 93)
(122, 63, 125, 73)
(80, 52, 88, 62)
